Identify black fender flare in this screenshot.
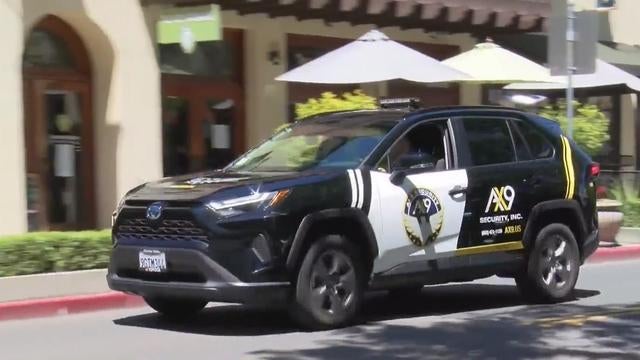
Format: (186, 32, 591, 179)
(285, 208, 379, 271)
(522, 199, 588, 249)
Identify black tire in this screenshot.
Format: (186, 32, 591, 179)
(289, 234, 366, 330)
(143, 297, 207, 319)
(516, 223, 580, 303)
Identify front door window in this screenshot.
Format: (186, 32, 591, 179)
(369, 120, 469, 273)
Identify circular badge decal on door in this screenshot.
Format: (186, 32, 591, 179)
(402, 188, 444, 247)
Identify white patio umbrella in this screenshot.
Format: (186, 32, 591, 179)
(275, 29, 470, 84)
(504, 59, 640, 92)
(442, 40, 553, 83)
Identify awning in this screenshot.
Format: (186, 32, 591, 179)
(504, 59, 640, 93)
(276, 29, 470, 84)
(492, 33, 640, 76)
(145, 0, 551, 34)
(442, 40, 552, 83)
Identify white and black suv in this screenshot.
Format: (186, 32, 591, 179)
(108, 103, 600, 329)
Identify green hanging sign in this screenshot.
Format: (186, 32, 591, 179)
(157, 5, 221, 53)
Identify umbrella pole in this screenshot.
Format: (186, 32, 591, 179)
(566, 2, 575, 139)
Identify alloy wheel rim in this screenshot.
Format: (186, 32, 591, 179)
(540, 235, 572, 289)
(309, 250, 356, 318)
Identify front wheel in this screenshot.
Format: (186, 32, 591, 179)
(516, 223, 580, 303)
(290, 235, 366, 330)
(143, 297, 207, 319)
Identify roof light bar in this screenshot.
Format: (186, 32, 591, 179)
(379, 97, 421, 110)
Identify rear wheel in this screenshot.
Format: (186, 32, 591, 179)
(516, 224, 580, 303)
(143, 297, 207, 319)
(290, 235, 366, 330)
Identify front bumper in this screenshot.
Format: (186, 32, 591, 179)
(107, 245, 290, 305)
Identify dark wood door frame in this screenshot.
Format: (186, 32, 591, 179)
(23, 15, 95, 231)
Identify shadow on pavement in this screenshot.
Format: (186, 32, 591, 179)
(251, 299, 640, 360)
(113, 283, 600, 338)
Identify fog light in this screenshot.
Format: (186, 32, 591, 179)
(251, 233, 272, 264)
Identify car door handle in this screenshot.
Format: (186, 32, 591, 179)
(449, 185, 467, 197)
(524, 175, 543, 186)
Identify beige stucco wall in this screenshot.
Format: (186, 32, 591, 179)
(573, 0, 640, 46)
(0, 0, 28, 235)
(0, 0, 163, 234)
(221, 11, 479, 147)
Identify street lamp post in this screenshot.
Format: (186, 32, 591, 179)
(566, 1, 576, 139)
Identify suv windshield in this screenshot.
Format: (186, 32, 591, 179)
(226, 114, 398, 172)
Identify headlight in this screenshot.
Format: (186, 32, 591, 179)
(206, 189, 290, 217)
(111, 197, 126, 227)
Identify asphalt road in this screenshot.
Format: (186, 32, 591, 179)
(1, 260, 639, 360)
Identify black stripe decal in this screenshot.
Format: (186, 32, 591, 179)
(361, 169, 372, 215)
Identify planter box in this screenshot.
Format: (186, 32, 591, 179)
(597, 199, 624, 244)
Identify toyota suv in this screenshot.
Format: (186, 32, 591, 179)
(107, 102, 600, 330)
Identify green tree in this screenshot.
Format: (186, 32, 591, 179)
(274, 90, 378, 134)
(295, 90, 378, 120)
(538, 100, 610, 156)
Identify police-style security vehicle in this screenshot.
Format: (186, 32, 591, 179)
(107, 101, 600, 329)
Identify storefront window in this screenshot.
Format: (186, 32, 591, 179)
(162, 97, 189, 176)
(23, 29, 75, 69)
(159, 41, 235, 79)
(204, 98, 236, 170)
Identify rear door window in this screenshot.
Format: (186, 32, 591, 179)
(512, 120, 554, 159)
(460, 117, 516, 166)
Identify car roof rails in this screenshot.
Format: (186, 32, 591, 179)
(379, 97, 421, 111)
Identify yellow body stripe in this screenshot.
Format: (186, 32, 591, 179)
(454, 241, 524, 256)
(561, 138, 570, 198)
(561, 136, 575, 199)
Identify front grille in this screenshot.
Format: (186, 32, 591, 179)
(116, 207, 208, 242)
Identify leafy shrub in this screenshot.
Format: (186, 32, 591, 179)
(0, 230, 112, 277)
(538, 100, 610, 156)
(274, 90, 379, 135)
(609, 185, 640, 227)
(295, 90, 378, 120)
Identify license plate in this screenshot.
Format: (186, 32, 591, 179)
(138, 250, 167, 273)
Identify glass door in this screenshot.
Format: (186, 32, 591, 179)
(24, 80, 94, 231)
(45, 91, 82, 228)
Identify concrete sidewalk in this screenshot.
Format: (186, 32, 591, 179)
(0, 244, 639, 322)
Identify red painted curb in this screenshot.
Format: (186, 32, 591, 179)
(0, 292, 145, 321)
(588, 244, 640, 264)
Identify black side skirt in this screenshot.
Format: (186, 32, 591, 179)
(369, 251, 523, 290)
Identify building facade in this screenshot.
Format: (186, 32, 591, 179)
(0, 0, 549, 235)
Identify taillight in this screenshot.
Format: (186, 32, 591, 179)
(589, 162, 600, 178)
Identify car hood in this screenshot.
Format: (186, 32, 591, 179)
(125, 169, 340, 202)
